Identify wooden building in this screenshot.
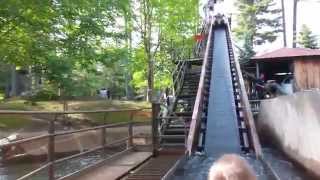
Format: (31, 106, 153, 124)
(251, 48, 320, 91)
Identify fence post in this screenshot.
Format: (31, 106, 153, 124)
(152, 103, 160, 157)
(48, 114, 56, 180)
(101, 127, 106, 151)
(103, 112, 107, 123)
(127, 111, 134, 149)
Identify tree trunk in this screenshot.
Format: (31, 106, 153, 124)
(293, 0, 298, 48)
(140, 0, 154, 102)
(10, 65, 17, 97)
(124, 6, 134, 100)
(281, 0, 287, 47)
(147, 56, 153, 102)
(27, 66, 32, 93)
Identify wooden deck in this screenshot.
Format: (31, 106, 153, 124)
(68, 151, 152, 180)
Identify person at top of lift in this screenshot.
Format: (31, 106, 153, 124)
(204, 0, 225, 22)
(203, 0, 215, 21)
(214, 0, 226, 15)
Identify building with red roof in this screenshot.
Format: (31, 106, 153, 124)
(251, 48, 320, 91)
(252, 48, 320, 61)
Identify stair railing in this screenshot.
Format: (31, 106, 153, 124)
(172, 59, 188, 99)
(155, 22, 211, 151)
(154, 48, 192, 149)
(194, 21, 207, 57)
(186, 19, 214, 156)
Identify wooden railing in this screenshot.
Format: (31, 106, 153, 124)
(0, 109, 150, 180)
(225, 22, 262, 157)
(186, 19, 213, 156)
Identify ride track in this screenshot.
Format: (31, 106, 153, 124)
(124, 16, 281, 180)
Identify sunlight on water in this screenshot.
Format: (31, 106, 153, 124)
(0, 148, 123, 180)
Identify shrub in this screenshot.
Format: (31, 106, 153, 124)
(30, 89, 59, 101)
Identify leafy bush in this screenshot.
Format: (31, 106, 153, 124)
(30, 89, 59, 101)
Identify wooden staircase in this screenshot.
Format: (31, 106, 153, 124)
(160, 65, 201, 148)
(159, 32, 214, 151)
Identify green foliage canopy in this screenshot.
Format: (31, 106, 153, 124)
(298, 24, 318, 49)
(0, 0, 200, 98)
(234, 0, 282, 63)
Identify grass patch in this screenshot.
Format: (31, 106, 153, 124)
(0, 99, 32, 110)
(0, 93, 4, 101)
(35, 101, 64, 111)
(69, 100, 150, 111)
(0, 99, 151, 126)
(84, 110, 151, 124)
(0, 115, 31, 129)
(70, 100, 151, 124)
(0, 99, 150, 111)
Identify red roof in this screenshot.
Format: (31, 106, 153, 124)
(251, 48, 320, 61)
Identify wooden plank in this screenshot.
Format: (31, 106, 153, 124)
(162, 155, 187, 180)
(126, 153, 183, 180)
(294, 59, 320, 90)
(63, 151, 152, 180)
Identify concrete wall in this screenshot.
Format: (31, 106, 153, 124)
(257, 91, 320, 177)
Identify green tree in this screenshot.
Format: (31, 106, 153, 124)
(0, 0, 125, 98)
(0, 0, 200, 101)
(234, 0, 282, 62)
(293, 0, 320, 48)
(298, 24, 318, 49)
(239, 34, 256, 64)
(133, 0, 199, 101)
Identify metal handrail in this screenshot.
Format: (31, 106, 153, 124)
(0, 109, 150, 180)
(155, 22, 209, 153)
(194, 20, 207, 57)
(186, 19, 213, 156)
(172, 59, 183, 77)
(173, 60, 186, 88)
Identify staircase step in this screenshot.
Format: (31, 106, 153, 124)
(178, 94, 197, 98)
(158, 116, 191, 120)
(161, 143, 185, 147)
(180, 91, 198, 95)
(175, 112, 193, 116)
(185, 72, 201, 75)
(181, 86, 199, 89)
(160, 135, 185, 139)
(183, 84, 199, 88)
(163, 128, 186, 135)
(176, 97, 196, 101)
(184, 81, 200, 84)
(168, 124, 186, 128)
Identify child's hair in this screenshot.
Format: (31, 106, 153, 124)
(208, 154, 257, 180)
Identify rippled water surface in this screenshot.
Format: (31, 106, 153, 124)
(172, 148, 311, 180)
(0, 147, 123, 180)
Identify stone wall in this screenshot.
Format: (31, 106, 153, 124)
(257, 91, 320, 177)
